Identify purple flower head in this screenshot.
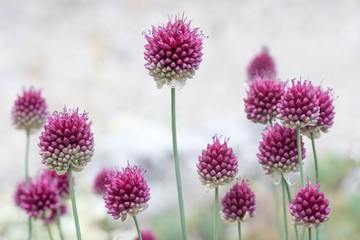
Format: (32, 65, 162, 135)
(277, 79, 320, 129)
(40, 169, 73, 199)
(134, 229, 157, 240)
(289, 179, 330, 228)
(93, 168, 112, 195)
(303, 86, 335, 138)
(257, 124, 306, 184)
(11, 87, 48, 131)
(197, 136, 238, 191)
(221, 178, 256, 223)
(40, 204, 67, 225)
(244, 76, 285, 124)
(14, 177, 60, 219)
(144, 14, 206, 89)
(104, 164, 150, 221)
(39, 107, 94, 175)
(247, 48, 276, 80)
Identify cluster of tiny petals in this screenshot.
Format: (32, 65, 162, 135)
(277, 79, 320, 129)
(289, 179, 330, 228)
(14, 178, 60, 219)
(196, 136, 238, 190)
(247, 48, 276, 80)
(134, 229, 157, 240)
(221, 179, 256, 223)
(257, 123, 305, 183)
(11, 87, 48, 131)
(39, 107, 94, 175)
(104, 164, 150, 221)
(93, 168, 112, 195)
(244, 76, 285, 124)
(41, 204, 67, 225)
(40, 169, 72, 198)
(144, 14, 205, 89)
(303, 86, 335, 138)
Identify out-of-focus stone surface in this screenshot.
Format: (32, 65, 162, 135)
(1, 0, 359, 239)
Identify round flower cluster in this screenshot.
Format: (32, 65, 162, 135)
(144, 14, 205, 89)
(197, 136, 238, 190)
(247, 48, 276, 80)
(11, 87, 48, 131)
(39, 107, 94, 175)
(93, 168, 112, 195)
(134, 229, 157, 240)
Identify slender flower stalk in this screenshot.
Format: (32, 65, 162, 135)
(297, 127, 305, 187)
(238, 222, 241, 240)
(272, 184, 283, 240)
(57, 207, 65, 240)
(134, 216, 142, 240)
(284, 180, 300, 240)
(25, 128, 32, 240)
(308, 228, 312, 240)
(68, 168, 82, 240)
(171, 88, 188, 239)
(310, 132, 320, 240)
(281, 175, 289, 240)
(214, 187, 219, 240)
(44, 213, 54, 240)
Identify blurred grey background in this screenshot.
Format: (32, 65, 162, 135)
(1, 0, 360, 239)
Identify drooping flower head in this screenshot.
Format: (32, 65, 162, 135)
(303, 86, 335, 138)
(39, 107, 94, 175)
(11, 87, 48, 131)
(144, 14, 206, 89)
(14, 177, 60, 219)
(93, 168, 112, 195)
(134, 229, 157, 240)
(40, 169, 73, 199)
(244, 76, 285, 124)
(104, 164, 150, 221)
(277, 79, 320, 129)
(289, 178, 330, 228)
(257, 123, 306, 184)
(247, 47, 276, 80)
(197, 136, 238, 190)
(221, 178, 256, 223)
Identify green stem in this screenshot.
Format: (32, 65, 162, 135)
(310, 133, 320, 240)
(133, 216, 142, 240)
(308, 228, 312, 240)
(281, 175, 289, 240)
(272, 184, 283, 240)
(284, 180, 300, 240)
(44, 213, 54, 240)
(214, 187, 219, 240)
(296, 126, 305, 187)
(57, 207, 64, 240)
(68, 168, 82, 240)
(238, 221, 242, 240)
(25, 128, 32, 240)
(171, 88, 188, 240)
(28, 217, 32, 240)
(105, 213, 111, 238)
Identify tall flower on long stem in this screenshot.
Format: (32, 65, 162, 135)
(39, 107, 94, 240)
(104, 164, 150, 240)
(12, 86, 48, 240)
(144, 14, 206, 240)
(197, 136, 238, 240)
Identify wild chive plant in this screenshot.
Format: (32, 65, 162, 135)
(197, 136, 238, 240)
(12, 86, 48, 240)
(103, 164, 150, 240)
(39, 107, 95, 240)
(144, 14, 206, 240)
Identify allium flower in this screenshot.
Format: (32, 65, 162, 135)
(39, 107, 94, 175)
(144, 14, 206, 89)
(41, 204, 67, 225)
(14, 178, 60, 219)
(221, 178, 256, 223)
(104, 164, 150, 221)
(134, 229, 157, 240)
(11, 87, 48, 131)
(197, 136, 238, 190)
(247, 48, 276, 80)
(303, 86, 335, 138)
(40, 169, 72, 198)
(93, 168, 112, 195)
(289, 179, 330, 228)
(277, 79, 320, 129)
(257, 123, 306, 184)
(244, 76, 285, 124)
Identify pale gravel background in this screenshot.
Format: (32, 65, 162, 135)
(0, 0, 359, 239)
